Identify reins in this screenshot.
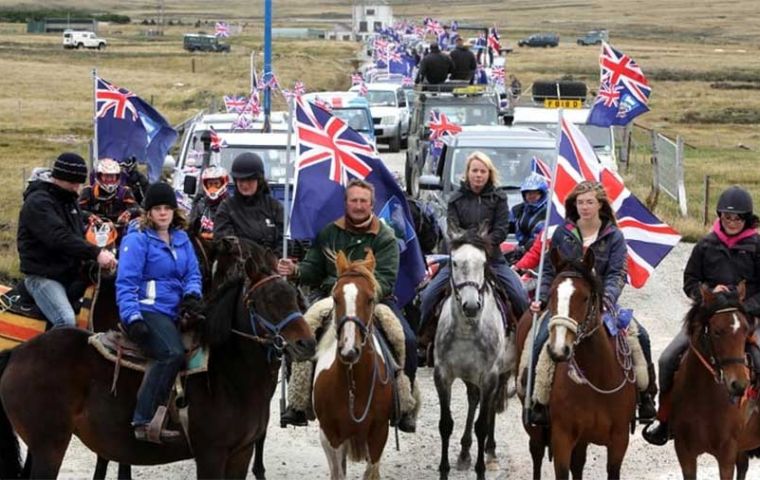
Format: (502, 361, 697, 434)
(689, 307, 749, 385)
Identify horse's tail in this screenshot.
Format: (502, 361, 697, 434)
(0, 350, 22, 478)
(494, 372, 510, 414)
(346, 438, 368, 463)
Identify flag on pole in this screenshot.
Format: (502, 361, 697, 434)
(531, 156, 552, 183)
(290, 99, 425, 306)
(224, 95, 248, 113)
(549, 115, 680, 287)
(215, 22, 230, 38)
(588, 42, 651, 126)
(428, 110, 462, 140)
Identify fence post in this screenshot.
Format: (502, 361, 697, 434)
(621, 124, 632, 172)
(676, 135, 688, 217)
(703, 175, 711, 226)
(647, 129, 660, 209)
(191, 58, 195, 73)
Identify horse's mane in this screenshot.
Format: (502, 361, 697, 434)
(683, 291, 746, 337)
(449, 229, 494, 261)
(554, 258, 604, 306)
(202, 275, 244, 347)
(337, 262, 381, 300)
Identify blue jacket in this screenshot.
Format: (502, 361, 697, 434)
(539, 221, 627, 305)
(510, 199, 547, 249)
(116, 224, 202, 325)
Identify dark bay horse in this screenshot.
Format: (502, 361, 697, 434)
(670, 284, 760, 480)
(0, 245, 316, 479)
(313, 250, 394, 480)
(516, 249, 637, 479)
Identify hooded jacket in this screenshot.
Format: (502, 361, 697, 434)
(116, 224, 202, 325)
(17, 180, 100, 285)
(539, 221, 627, 305)
(510, 195, 547, 249)
(449, 45, 477, 82)
(447, 181, 510, 260)
(684, 220, 760, 316)
(213, 186, 284, 254)
(415, 51, 455, 84)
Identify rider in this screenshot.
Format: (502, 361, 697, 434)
(277, 179, 419, 432)
(119, 156, 149, 206)
(17, 153, 117, 327)
(644, 185, 760, 446)
(528, 180, 657, 425)
(213, 153, 283, 254)
(188, 166, 230, 241)
(78, 158, 141, 234)
(509, 172, 549, 260)
(116, 182, 204, 443)
(419, 151, 530, 334)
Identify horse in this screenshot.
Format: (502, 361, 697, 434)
(0, 243, 316, 479)
(516, 248, 637, 479)
(312, 249, 394, 480)
(433, 229, 516, 480)
(670, 284, 760, 480)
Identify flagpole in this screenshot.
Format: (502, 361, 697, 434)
(522, 108, 564, 428)
(282, 94, 295, 259)
(92, 68, 98, 169)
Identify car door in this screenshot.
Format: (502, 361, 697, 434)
(397, 89, 410, 136)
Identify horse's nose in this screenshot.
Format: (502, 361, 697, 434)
(729, 378, 749, 396)
(463, 301, 480, 318)
(561, 345, 571, 359)
(341, 348, 359, 363)
(296, 337, 316, 356)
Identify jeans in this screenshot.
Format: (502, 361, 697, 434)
(24, 276, 75, 328)
(132, 312, 185, 426)
(419, 260, 529, 333)
(381, 298, 417, 384)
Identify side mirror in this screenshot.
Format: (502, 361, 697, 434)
(183, 174, 198, 196)
(419, 174, 443, 191)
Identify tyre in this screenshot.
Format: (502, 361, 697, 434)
(97, 43, 104, 50)
(388, 129, 401, 153)
(76, 43, 83, 49)
(405, 154, 414, 195)
(409, 164, 420, 198)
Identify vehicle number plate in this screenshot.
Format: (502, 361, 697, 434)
(544, 99, 583, 109)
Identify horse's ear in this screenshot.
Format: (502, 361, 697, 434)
(447, 218, 463, 240)
(336, 251, 349, 275)
(264, 248, 278, 271)
(363, 248, 376, 272)
(550, 246, 565, 270)
(738, 280, 747, 302)
(476, 221, 490, 239)
(700, 283, 716, 305)
(582, 247, 596, 272)
(244, 256, 259, 279)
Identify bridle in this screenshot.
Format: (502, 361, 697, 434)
(690, 307, 749, 386)
(333, 271, 377, 364)
(547, 270, 600, 346)
(450, 271, 488, 310)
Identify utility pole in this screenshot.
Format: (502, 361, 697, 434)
(157, 0, 165, 36)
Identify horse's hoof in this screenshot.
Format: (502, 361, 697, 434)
(485, 453, 499, 471)
(456, 453, 471, 471)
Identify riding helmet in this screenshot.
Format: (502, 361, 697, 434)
(716, 186, 753, 215)
(230, 152, 265, 180)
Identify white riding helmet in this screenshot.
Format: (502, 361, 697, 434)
(201, 166, 229, 201)
(96, 158, 122, 197)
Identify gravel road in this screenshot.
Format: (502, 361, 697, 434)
(51, 151, 734, 478)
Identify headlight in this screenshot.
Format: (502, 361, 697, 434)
(382, 115, 398, 124)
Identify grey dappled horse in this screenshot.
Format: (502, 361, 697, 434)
(433, 229, 517, 480)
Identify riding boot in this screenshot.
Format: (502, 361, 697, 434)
(642, 390, 672, 446)
(528, 402, 549, 426)
(280, 406, 308, 427)
(638, 363, 658, 422)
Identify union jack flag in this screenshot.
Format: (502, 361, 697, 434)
(293, 81, 305, 97)
(488, 28, 501, 52)
(402, 76, 414, 87)
(387, 47, 402, 64)
(531, 156, 552, 183)
(209, 127, 227, 152)
(351, 73, 364, 86)
(240, 89, 260, 116)
(588, 42, 651, 126)
(200, 215, 214, 232)
(428, 110, 462, 141)
(96, 79, 137, 120)
(223, 95, 248, 113)
(266, 74, 279, 91)
(358, 82, 368, 97)
(231, 114, 252, 130)
(491, 66, 505, 85)
(548, 116, 680, 287)
(425, 19, 444, 35)
(215, 22, 229, 38)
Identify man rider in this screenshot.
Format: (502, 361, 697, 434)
(277, 179, 419, 432)
(78, 158, 141, 236)
(119, 156, 149, 205)
(189, 166, 230, 240)
(18, 153, 117, 328)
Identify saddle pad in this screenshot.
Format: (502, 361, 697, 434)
(89, 331, 209, 375)
(0, 309, 47, 349)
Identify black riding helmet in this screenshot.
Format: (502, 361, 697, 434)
(230, 152, 265, 180)
(716, 186, 753, 216)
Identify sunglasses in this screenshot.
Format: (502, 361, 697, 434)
(721, 213, 745, 223)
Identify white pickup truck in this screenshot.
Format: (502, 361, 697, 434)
(63, 30, 107, 50)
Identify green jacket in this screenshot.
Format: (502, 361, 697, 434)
(297, 216, 399, 298)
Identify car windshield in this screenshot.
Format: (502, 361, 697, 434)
(332, 108, 372, 133)
(515, 122, 613, 152)
(424, 103, 499, 126)
(185, 146, 294, 185)
(449, 147, 556, 188)
(365, 90, 397, 107)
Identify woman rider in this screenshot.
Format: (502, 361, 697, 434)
(116, 183, 204, 443)
(213, 152, 284, 254)
(419, 151, 529, 334)
(644, 185, 760, 445)
(528, 180, 656, 425)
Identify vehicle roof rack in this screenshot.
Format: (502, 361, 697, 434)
(414, 82, 495, 97)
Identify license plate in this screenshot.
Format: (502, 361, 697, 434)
(544, 99, 583, 109)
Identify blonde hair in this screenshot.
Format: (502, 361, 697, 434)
(564, 181, 617, 225)
(462, 151, 500, 187)
(139, 207, 189, 231)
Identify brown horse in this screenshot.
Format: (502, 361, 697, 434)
(670, 284, 760, 480)
(312, 250, 394, 480)
(517, 249, 637, 479)
(0, 244, 316, 479)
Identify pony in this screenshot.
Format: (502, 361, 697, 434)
(0, 243, 316, 479)
(313, 249, 394, 480)
(670, 284, 758, 480)
(516, 248, 637, 479)
(433, 228, 516, 480)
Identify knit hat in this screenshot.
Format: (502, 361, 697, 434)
(143, 182, 178, 210)
(52, 153, 88, 184)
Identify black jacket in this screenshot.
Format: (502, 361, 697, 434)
(449, 46, 477, 82)
(447, 182, 510, 259)
(415, 52, 454, 85)
(17, 181, 100, 285)
(213, 189, 284, 254)
(684, 230, 760, 316)
(125, 170, 149, 205)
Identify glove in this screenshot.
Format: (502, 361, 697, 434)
(127, 320, 150, 345)
(603, 296, 617, 316)
(179, 294, 206, 331)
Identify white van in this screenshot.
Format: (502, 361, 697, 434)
(63, 30, 107, 50)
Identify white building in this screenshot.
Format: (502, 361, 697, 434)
(352, 2, 393, 41)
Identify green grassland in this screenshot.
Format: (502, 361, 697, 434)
(0, 0, 759, 277)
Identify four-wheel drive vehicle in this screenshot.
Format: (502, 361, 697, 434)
(577, 29, 608, 46)
(302, 91, 377, 149)
(517, 33, 559, 48)
(417, 126, 557, 238)
(183, 33, 231, 53)
(349, 83, 410, 152)
(63, 30, 106, 50)
(405, 83, 501, 196)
